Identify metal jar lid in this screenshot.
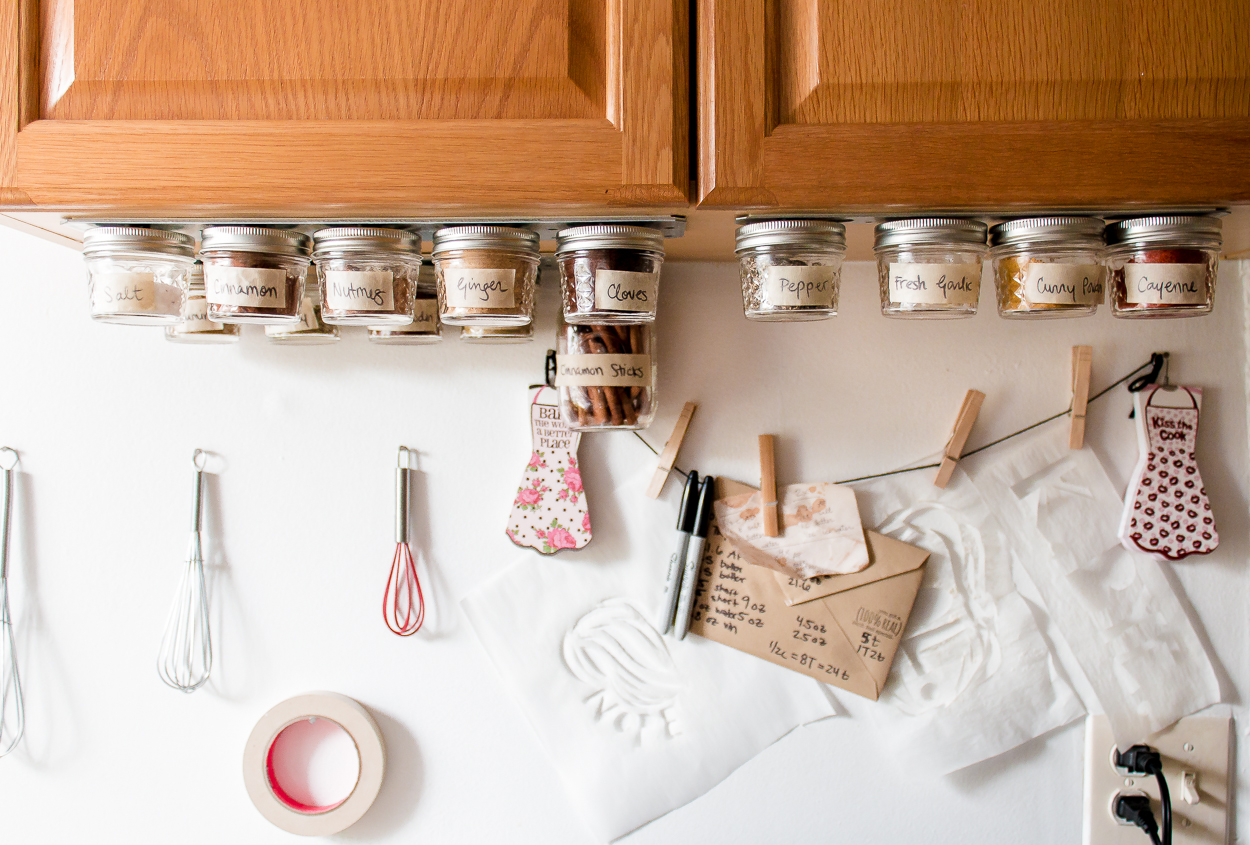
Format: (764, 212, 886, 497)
(874, 218, 988, 251)
(82, 226, 195, 259)
(989, 216, 1104, 249)
(200, 226, 311, 258)
(735, 219, 846, 253)
(432, 225, 540, 256)
(555, 225, 665, 255)
(186, 260, 204, 290)
(312, 227, 421, 258)
(1104, 216, 1223, 249)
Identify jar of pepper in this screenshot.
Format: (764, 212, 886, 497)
(200, 226, 311, 325)
(1105, 216, 1221, 319)
(556, 317, 656, 431)
(433, 226, 540, 327)
(734, 219, 845, 321)
(874, 219, 987, 318)
(989, 217, 1106, 319)
(556, 225, 665, 324)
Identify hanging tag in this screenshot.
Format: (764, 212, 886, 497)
(507, 385, 592, 554)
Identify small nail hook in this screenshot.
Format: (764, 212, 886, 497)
(192, 449, 208, 471)
(397, 446, 414, 470)
(0, 447, 18, 472)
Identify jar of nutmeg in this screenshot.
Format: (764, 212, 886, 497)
(432, 225, 540, 327)
(313, 227, 421, 326)
(555, 316, 656, 431)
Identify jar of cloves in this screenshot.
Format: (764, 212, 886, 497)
(556, 225, 665, 323)
(734, 219, 845, 321)
(313, 227, 421, 326)
(368, 262, 442, 345)
(1105, 216, 1221, 319)
(264, 274, 340, 345)
(200, 226, 311, 325)
(82, 226, 196, 325)
(556, 317, 656, 431)
(989, 217, 1106, 319)
(874, 219, 987, 318)
(460, 324, 534, 344)
(165, 262, 241, 344)
(433, 226, 540, 327)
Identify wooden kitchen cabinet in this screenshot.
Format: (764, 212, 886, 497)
(0, 0, 688, 212)
(698, 0, 1250, 211)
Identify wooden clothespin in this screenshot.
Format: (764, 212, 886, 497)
(1069, 346, 1092, 449)
(645, 402, 697, 498)
(759, 434, 779, 536)
(934, 390, 985, 489)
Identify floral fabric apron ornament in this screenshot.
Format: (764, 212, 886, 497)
(507, 385, 592, 554)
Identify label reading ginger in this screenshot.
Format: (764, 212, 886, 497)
(445, 268, 516, 309)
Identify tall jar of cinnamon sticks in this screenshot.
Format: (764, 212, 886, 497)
(555, 317, 656, 431)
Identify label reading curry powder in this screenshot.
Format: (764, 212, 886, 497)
(1023, 263, 1105, 305)
(555, 354, 651, 387)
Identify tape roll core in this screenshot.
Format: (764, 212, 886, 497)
(264, 716, 360, 814)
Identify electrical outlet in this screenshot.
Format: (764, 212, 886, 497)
(1083, 714, 1231, 845)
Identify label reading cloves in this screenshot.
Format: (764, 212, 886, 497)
(887, 263, 981, 306)
(594, 269, 658, 313)
(763, 265, 837, 307)
(92, 271, 156, 313)
(1023, 263, 1105, 305)
(555, 354, 652, 387)
(1124, 263, 1208, 305)
(446, 268, 516, 309)
(206, 266, 288, 308)
(324, 270, 394, 311)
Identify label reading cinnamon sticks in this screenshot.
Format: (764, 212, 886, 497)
(555, 354, 651, 387)
(594, 269, 658, 313)
(764, 265, 837, 307)
(445, 268, 516, 308)
(1124, 263, 1208, 305)
(1023, 263, 1104, 305)
(207, 266, 288, 308)
(324, 270, 394, 311)
(92, 271, 156, 313)
(887, 263, 981, 305)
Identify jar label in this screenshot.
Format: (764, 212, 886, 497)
(1123, 263, 1208, 305)
(324, 270, 394, 311)
(764, 265, 837, 307)
(555, 354, 651, 387)
(409, 298, 439, 329)
(92, 271, 157, 313)
(207, 266, 288, 308)
(1023, 263, 1105, 305)
(445, 268, 517, 309)
(264, 296, 320, 337)
(178, 297, 222, 332)
(594, 269, 658, 313)
(887, 263, 981, 305)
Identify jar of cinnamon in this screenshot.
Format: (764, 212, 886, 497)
(82, 226, 196, 325)
(264, 274, 341, 345)
(556, 317, 656, 431)
(313, 227, 421, 326)
(989, 217, 1106, 319)
(165, 262, 240, 344)
(556, 225, 665, 323)
(874, 219, 987, 318)
(201, 226, 311, 324)
(432, 226, 539, 326)
(368, 262, 442, 345)
(1105, 216, 1221, 319)
(735, 219, 845, 321)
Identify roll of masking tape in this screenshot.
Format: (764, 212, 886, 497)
(243, 692, 386, 836)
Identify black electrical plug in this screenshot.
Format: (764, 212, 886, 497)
(1115, 794, 1162, 845)
(1116, 744, 1164, 775)
(1113, 745, 1171, 845)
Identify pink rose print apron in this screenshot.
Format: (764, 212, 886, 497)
(1119, 385, 1217, 561)
(507, 385, 592, 554)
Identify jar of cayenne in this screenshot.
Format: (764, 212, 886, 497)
(734, 219, 845, 321)
(82, 226, 196, 325)
(264, 274, 341, 345)
(556, 317, 656, 431)
(556, 225, 665, 323)
(165, 262, 240, 344)
(989, 217, 1106, 319)
(432, 226, 540, 327)
(1105, 216, 1221, 318)
(313, 227, 421, 326)
(368, 262, 441, 345)
(874, 219, 987, 318)
(200, 226, 311, 324)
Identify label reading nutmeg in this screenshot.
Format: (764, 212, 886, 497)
(92, 271, 156, 313)
(446, 268, 516, 308)
(324, 270, 394, 311)
(763, 265, 837, 307)
(887, 263, 981, 305)
(1023, 263, 1105, 305)
(1124, 263, 1208, 305)
(555, 354, 651, 387)
(207, 266, 288, 308)
(594, 269, 658, 313)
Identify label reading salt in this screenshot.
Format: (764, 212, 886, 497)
(1124, 263, 1208, 305)
(887, 263, 981, 305)
(763, 265, 837, 307)
(324, 270, 394, 311)
(555, 354, 651, 387)
(92, 271, 156, 313)
(445, 268, 516, 309)
(1023, 263, 1105, 305)
(206, 266, 287, 308)
(594, 269, 658, 313)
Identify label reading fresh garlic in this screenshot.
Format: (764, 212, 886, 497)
(594, 269, 658, 313)
(1124, 263, 1208, 305)
(206, 266, 287, 308)
(887, 263, 981, 306)
(555, 354, 651, 387)
(764, 265, 837, 307)
(92, 271, 156, 313)
(1023, 263, 1105, 305)
(178, 298, 221, 332)
(445, 268, 516, 308)
(324, 270, 394, 311)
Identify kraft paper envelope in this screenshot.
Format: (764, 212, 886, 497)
(772, 537, 923, 606)
(688, 478, 928, 700)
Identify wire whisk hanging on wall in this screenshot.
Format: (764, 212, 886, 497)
(384, 446, 425, 636)
(158, 449, 212, 692)
(0, 447, 24, 757)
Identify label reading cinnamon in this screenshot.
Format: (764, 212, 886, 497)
(1023, 263, 1105, 305)
(1124, 263, 1208, 305)
(763, 265, 837, 307)
(445, 268, 516, 309)
(178, 297, 221, 332)
(324, 270, 394, 311)
(887, 263, 981, 305)
(555, 354, 651, 387)
(207, 266, 287, 308)
(92, 271, 156, 313)
(594, 269, 658, 313)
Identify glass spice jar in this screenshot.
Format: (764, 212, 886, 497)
(1105, 216, 1221, 319)
(459, 324, 534, 344)
(367, 262, 442, 345)
(200, 226, 311, 325)
(264, 274, 340, 345)
(165, 262, 241, 344)
(989, 217, 1106, 319)
(433, 225, 540, 327)
(82, 226, 196, 325)
(556, 225, 665, 324)
(556, 317, 656, 431)
(734, 219, 845, 321)
(313, 227, 421, 326)
(874, 218, 988, 318)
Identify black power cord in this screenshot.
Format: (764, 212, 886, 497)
(1114, 745, 1172, 845)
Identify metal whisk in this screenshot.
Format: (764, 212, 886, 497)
(384, 446, 425, 636)
(158, 449, 211, 692)
(0, 447, 23, 756)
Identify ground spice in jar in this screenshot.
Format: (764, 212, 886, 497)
(874, 219, 987, 319)
(556, 225, 665, 324)
(200, 226, 311, 325)
(82, 226, 196, 326)
(313, 227, 421, 326)
(734, 220, 845, 321)
(1105, 217, 1221, 319)
(556, 320, 656, 431)
(433, 226, 540, 327)
(989, 217, 1105, 319)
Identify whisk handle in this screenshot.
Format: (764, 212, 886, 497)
(191, 468, 204, 533)
(395, 466, 409, 545)
(0, 463, 11, 581)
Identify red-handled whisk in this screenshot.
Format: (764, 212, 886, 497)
(384, 446, 425, 636)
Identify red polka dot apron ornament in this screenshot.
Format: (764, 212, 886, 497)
(1118, 384, 1218, 561)
(507, 385, 592, 554)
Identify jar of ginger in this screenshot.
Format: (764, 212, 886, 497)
(432, 226, 540, 327)
(989, 217, 1106, 319)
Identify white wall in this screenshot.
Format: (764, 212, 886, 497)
(0, 224, 1244, 844)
